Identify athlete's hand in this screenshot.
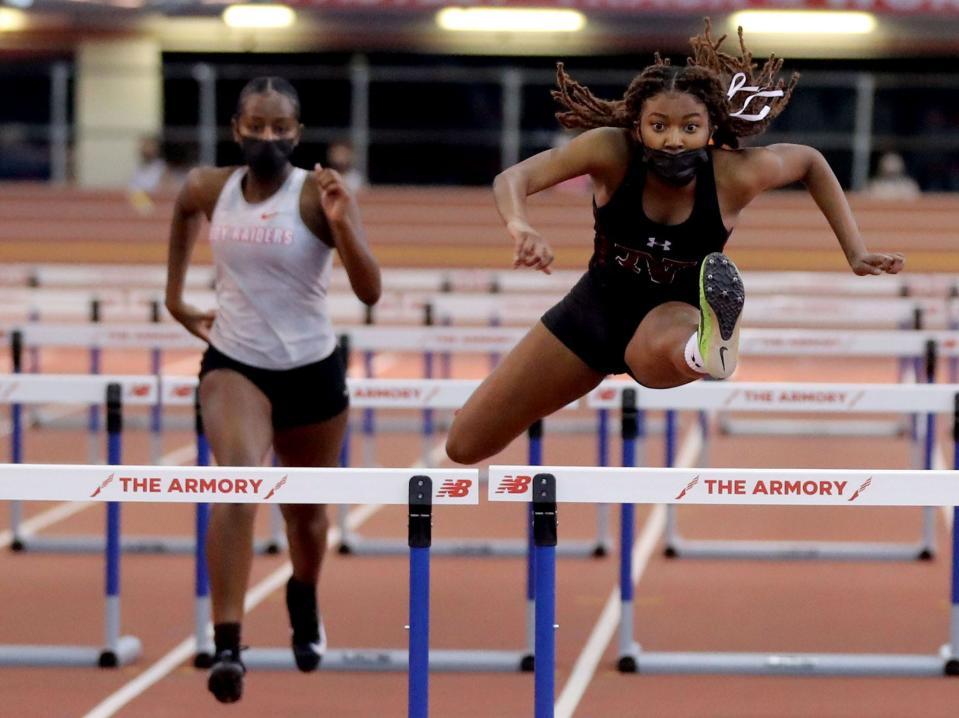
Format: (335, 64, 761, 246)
(849, 251, 905, 276)
(313, 163, 352, 225)
(166, 301, 215, 342)
(508, 218, 554, 274)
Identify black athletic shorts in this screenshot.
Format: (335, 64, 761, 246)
(541, 270, 698, 376)
(199, 344, 349, 430)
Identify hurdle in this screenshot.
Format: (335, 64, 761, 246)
(590, 380, 949, 562)
(0, 381, 142, 667)
(491, 463, 959, 718)
(0, 462, 475, 717)
(598, 381, 959, 675)
(0, 373, 282, 556)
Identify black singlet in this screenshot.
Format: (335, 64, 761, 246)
(541, 146, 732, 376)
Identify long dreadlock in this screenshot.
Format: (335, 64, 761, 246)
(552, 18, 799, 149)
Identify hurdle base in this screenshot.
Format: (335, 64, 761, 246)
(337, 535, 609, 559)
(0, 636, 142, 668)
(663, 538, 934, 562)
(8, 534, 283, 556)
(621, 649, 947, 676)
(242, 647, 530, 672)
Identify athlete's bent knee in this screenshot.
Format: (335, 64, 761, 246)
(445, 432, 488, 466)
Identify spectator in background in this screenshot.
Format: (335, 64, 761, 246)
(129, 135, 188, 212)
(866, 152, 920, 200)
(325, 139, 364, 192)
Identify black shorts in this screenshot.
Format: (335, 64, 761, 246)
(541, 270, 698, 376)
(199, 345, 349, 430)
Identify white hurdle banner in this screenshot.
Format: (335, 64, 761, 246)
(587, 380, 959, 413)
(488, 466, 959, 507)
(0, 464, 479, 506)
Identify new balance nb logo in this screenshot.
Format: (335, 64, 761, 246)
(495, 475, 532, 495)
(647, 237, 671, 251)
(436, 479, 473, 498)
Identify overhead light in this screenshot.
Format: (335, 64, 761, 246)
(222, 4, 295, 29)
(0, 7, 25, 30)
(4, 0, 33, 8)
(436, 7, 586, 33)
(731, 10, 876, 35)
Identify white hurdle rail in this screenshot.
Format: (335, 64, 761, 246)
(6, 262, 956, 297)
(590, 381, 948, 562)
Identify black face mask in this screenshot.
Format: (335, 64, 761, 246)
(641, 146, 709, 187)
(240, 137, 294, 179)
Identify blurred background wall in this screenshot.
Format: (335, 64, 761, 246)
(1, 0, 959, 191)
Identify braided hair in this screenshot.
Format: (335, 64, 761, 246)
(235, 76, 301, 120)
(552, 18, 799, 149)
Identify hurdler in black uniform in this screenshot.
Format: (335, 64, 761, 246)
(543, 146, 730, 376)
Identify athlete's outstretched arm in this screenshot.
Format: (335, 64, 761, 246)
(311, 163, 381, 306)
(493, 127, 625, 274)
(738, 143, 904, 275)
(165, 168, 217, 341)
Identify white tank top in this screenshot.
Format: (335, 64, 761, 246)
(207, 167, 336, 369)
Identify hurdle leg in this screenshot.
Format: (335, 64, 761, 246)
(617, 389, 640, 671)
(663, 409, 683, 556)
(521, 420, 544, 671)
(88, 343, 101, 465)
(99, 383, 142, 667)
(193, 391, 215, 666)
(336, 422, 356, 554)
(532, 474, 557, 718)
(149, 346, 163, 464)
(594, 408, 611, 557)
(408, 476, 432, 718)
(9, 398, 25, 550)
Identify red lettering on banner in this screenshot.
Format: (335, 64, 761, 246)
(130, 384, 151, 397)
(120, 476, 161, 492)
(751, 479, 850, 497)
(172, 385, 193, 397)
(597, 388, 617, 401)
(436, 479, 473, 498)
(496, 475, 532, 495)
(704, 479, 746, 495)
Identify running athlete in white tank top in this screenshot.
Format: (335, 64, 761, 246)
(209, 166, 336, 369)
(164, 77, 381, 704)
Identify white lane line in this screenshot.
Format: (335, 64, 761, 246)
(0, 442, 195, 549)
(81, 503, 382, 718)
(554, 422, 703, 718)
(0, 501, 91, 549)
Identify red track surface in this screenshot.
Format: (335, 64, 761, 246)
(2, 347, 958, 717)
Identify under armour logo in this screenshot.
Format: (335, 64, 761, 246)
(647, 237, 671, 252)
